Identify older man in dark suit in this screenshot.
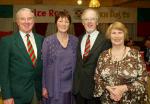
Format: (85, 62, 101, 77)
(73, 8, 110, 104)
(0, 8, 43, 104)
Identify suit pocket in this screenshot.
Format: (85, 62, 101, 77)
(12, 84, 22, 98)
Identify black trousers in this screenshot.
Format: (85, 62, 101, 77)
(74, 93, 101, 104)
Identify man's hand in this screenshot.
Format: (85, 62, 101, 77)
(3, 98, 14, 104)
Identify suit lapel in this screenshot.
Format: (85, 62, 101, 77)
(34, 33, 41, 66)
(82, 33, 103, 62)
(79, 33, 103, 62)
(14, 32, 33, 65)
(89, 33, 103, 54)
(78, 35, 84, 62)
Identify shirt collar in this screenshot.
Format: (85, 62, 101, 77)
(85, 30, 99, 37)
(19, 31, 34, 38)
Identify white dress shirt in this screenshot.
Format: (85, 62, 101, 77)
(81, 30, 99, 58)
(19, 31, 37, 58)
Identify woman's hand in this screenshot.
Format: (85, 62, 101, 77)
(106, 85, 128, 101)
(106, 86, 122, 101)
(42, 88, 48, 99)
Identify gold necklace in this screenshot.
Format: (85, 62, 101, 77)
(110, 46, 126, 61)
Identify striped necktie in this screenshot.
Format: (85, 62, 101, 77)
(83, 34, 90, 60)
(26, 34, 36, 66)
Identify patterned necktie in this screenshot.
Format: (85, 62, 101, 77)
(83, 34, 90, 60)
(26, 34, 36, 66)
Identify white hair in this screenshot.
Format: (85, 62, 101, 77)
(16, 8, 34, 19)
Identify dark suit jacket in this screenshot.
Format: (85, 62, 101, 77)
(0, 32, 44, 104)
(73, 32, 110, 99)
(144, 48, 150, 63)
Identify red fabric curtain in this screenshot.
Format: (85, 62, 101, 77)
(0, 31, 13, 38)
(74, 23, 85, 37)
(34, 23, 48, 37)
(137, 22, 150, 37)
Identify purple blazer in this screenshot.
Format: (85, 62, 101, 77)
(42, 34, 78, 99)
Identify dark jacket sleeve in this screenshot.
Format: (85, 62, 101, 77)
(0, 37, 12, 99)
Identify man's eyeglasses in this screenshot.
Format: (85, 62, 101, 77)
(82, 18, 98, 22)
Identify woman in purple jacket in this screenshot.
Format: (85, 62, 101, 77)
(42, 11, 78, 104)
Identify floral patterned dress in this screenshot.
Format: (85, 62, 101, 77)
(94, 48, 148, 104)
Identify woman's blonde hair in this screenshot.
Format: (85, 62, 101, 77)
(106, 21, 128, 40)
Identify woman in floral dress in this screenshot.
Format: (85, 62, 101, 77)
(94, 21, 148, 104)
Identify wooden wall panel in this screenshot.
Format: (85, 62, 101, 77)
(0, 0, 34, 4)
(0, 0, 149, 7)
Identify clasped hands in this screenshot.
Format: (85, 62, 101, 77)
(106, 85, 128, 102)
